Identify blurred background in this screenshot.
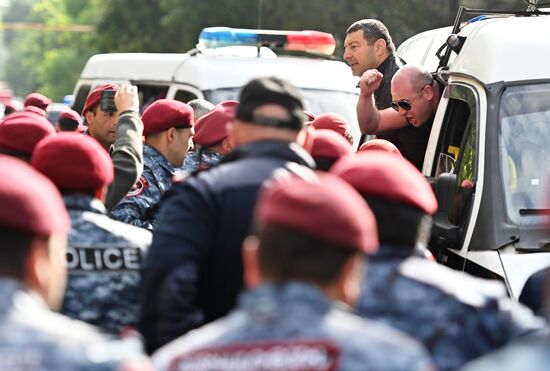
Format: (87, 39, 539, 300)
(0, 0, 461, 103)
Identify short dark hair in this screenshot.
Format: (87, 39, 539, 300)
(347, 19, 395, 54)
(314, 157, 338, 172)
(256, 223, 357, 285)
(0, 149, 32, 163)
(0, 226, 35, 279)
(57, 117, 79, 131)
(365, 197, 432, 248)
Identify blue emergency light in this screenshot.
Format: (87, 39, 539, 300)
(198, 27, 336, 55)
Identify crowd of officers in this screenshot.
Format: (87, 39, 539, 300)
(0, 18, 549, 371)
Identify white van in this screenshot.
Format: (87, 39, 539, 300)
(72, 28, 361, 143)
(397, 1, 550, 298)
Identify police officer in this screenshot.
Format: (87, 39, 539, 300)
(310, 129, 353, 171)
(0, 155, 151, 369)
(0, 111, 56, 162)
(331, 151, 544, 371)
(310, 113, 354, 145)
(82, 83, 144, 211)
(358, 137, 402, 155)
(111, 99, 194, 230)
(56, 108, 83, 132)
(23, 92, 51, 117)
(153, 173, 435, 371)
(180, 100, 236, 172)
(344, 19, 405, 148)
(140, 77, 316, 353)
(32, 133, 152, 334)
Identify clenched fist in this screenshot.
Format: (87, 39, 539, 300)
(359, 69, 384, 97)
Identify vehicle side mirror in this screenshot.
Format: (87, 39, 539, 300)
(430, 173, 460, 250)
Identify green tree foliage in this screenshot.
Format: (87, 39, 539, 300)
(97, 0, 458, 54)
(95, 0, 176, 52)
(3, 0, 461, 99)
(2, 0, 101, 100)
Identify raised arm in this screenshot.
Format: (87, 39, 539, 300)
(357, 69, 409, 134)
(105, 84, 144, 211)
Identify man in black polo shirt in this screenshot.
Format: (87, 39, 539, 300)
(344, 19, 405, 148)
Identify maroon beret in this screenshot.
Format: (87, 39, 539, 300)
(0, 112, 56, 156)
(24, 105, 48, 117)
(331, 151, 438, 215)
(358, 139, 402, 156)
(256, 172, 378, 253)
(58, 109, 83, 126)
(311, 129, 353, 161)
(193, 100, 237, 147)
(311, 113, 351, 139)
(24, 93, 51, 110)
(142, 99, 194, 137)
(32, 133, 114, 192)
(0, 154, 69, 235)
(82, 83, 119, 116)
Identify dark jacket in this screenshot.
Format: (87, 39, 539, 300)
(140, 139, 315, 353)
(61, 195, 152, 334)
(152, 282, 434, 371)
(358, 54, 405, 148)
(375, 54, 405, 110)
(357, 245, 543, 371)
(105, 111, 144, 211)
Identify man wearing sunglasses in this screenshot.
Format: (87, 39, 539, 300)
(357, 64, 442, 170)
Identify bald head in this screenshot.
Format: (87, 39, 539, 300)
(390, 64, 439, 128)
(392, 64, 434, 92)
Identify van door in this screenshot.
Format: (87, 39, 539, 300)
(428, 83, 484, 272)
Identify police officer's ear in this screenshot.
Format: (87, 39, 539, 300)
(221, 136, 233, 154)
(94, 184, 109, 203)
(226, 119, 243, 147)
(335, 254, 365, 306)
(242, 235, 262, 289)
(297, 126, 315, 153)
(84, 109, 96, 125)
(166, 127, 178, 144)
(24, 235, 56, 307)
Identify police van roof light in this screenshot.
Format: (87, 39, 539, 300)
(198, 27, 336, 56)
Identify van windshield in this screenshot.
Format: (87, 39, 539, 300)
(204, 88, 361, 142)
(500, 83, 550, 225)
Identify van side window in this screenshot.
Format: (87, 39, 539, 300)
(72, 85, 91, 115)
(174, 90, 198, 103)
(136, 85, 169, 112)
(434, 84, 478, 227)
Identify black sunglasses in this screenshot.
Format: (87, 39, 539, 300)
(391, 84, 430, 112)
(391, 99, 412, 112)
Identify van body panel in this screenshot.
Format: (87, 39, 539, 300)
(74, 48, 361, 144)
(398, 12, 550, 296)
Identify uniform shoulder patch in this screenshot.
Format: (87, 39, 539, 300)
(170, 340, 340, 371)
(127, 175, 149, 197)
